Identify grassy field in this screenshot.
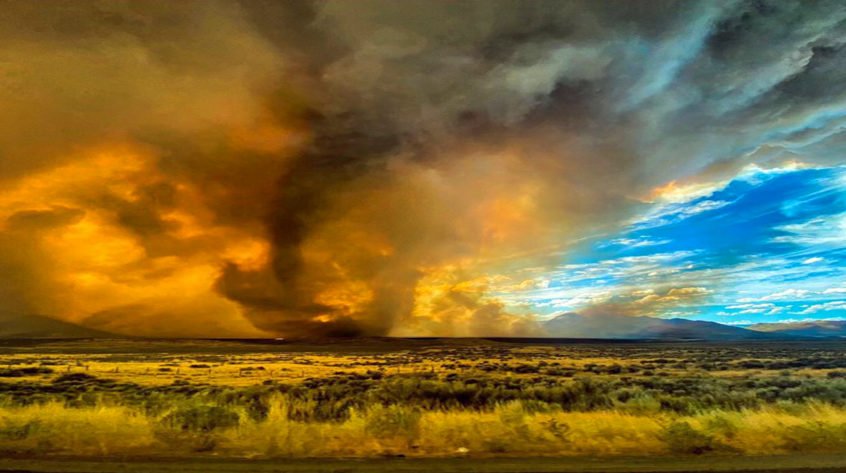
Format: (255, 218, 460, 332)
(1, 338, 846, 462)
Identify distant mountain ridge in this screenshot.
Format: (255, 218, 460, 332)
(0, 313, 114, 338)
(747, 320, 846, 338)
(543, 312, 798, 341)
(0, 311, 841, 341)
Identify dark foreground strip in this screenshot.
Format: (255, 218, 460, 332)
(2, 455, 846, 473)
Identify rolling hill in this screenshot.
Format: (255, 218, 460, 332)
(747, 320, 846, 338)
(544, 312, 794, 341)
(0, 313, 115, 338)
(1, 311, 839, 341)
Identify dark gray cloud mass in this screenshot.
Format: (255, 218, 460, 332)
(0, 1, 844, 336)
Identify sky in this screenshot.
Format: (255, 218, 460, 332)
(0, 1, 844, 337)
(492, 164, 846, 326)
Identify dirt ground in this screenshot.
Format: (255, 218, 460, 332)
(3, 454, 846, 473)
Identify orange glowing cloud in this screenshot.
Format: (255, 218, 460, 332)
(0, 143, 294, 337)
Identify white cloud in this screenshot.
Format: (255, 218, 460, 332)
(631, 199, 733, 229)
(609, 237, 670, 248)
(773, 316, 846, 324)
(531, 291, 615, 311)
(725, 302, 785, 315)
(799, 301, 846, 314)
(727, 303, 776, 310)
(773, 213, 846, 245)
(738, 289, 811, 303)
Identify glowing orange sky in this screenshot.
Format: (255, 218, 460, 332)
(2, 2, 844, 337)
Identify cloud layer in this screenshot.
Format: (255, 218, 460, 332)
(0, 1, 844, 336)
(504, 166, 846, 326)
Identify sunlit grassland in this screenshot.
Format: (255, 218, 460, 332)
(0, 351, 838, 387)
(1, 339, 846, 459)
(3, 399, 846, 458)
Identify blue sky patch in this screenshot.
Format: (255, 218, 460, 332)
(500, 166, 846, 325)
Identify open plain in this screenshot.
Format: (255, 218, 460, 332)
(1, 338, 845, 472)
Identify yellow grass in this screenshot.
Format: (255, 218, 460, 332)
(0, 402, 155, 455)
(2, 399, 846, 458)
(0, 353, 696, 387)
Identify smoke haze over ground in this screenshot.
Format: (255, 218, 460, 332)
(0, 1, 844, 337)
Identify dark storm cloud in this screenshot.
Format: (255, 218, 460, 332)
(0, 1, 844, 336)
(225, 1, 846, 336)
(5, 206, 85, 233)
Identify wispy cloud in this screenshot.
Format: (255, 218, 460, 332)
(508, 166, 846, 324)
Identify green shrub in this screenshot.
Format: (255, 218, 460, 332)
(162, 405, 239, 432)
(364, 404, 421, 441)
(662, 421, 718, 454)
(0, 420, 40, 440)
(0, 367, 53, 378)
(781, 421, 846, 452)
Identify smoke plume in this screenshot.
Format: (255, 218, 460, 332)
(0, 1, 844, 336)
